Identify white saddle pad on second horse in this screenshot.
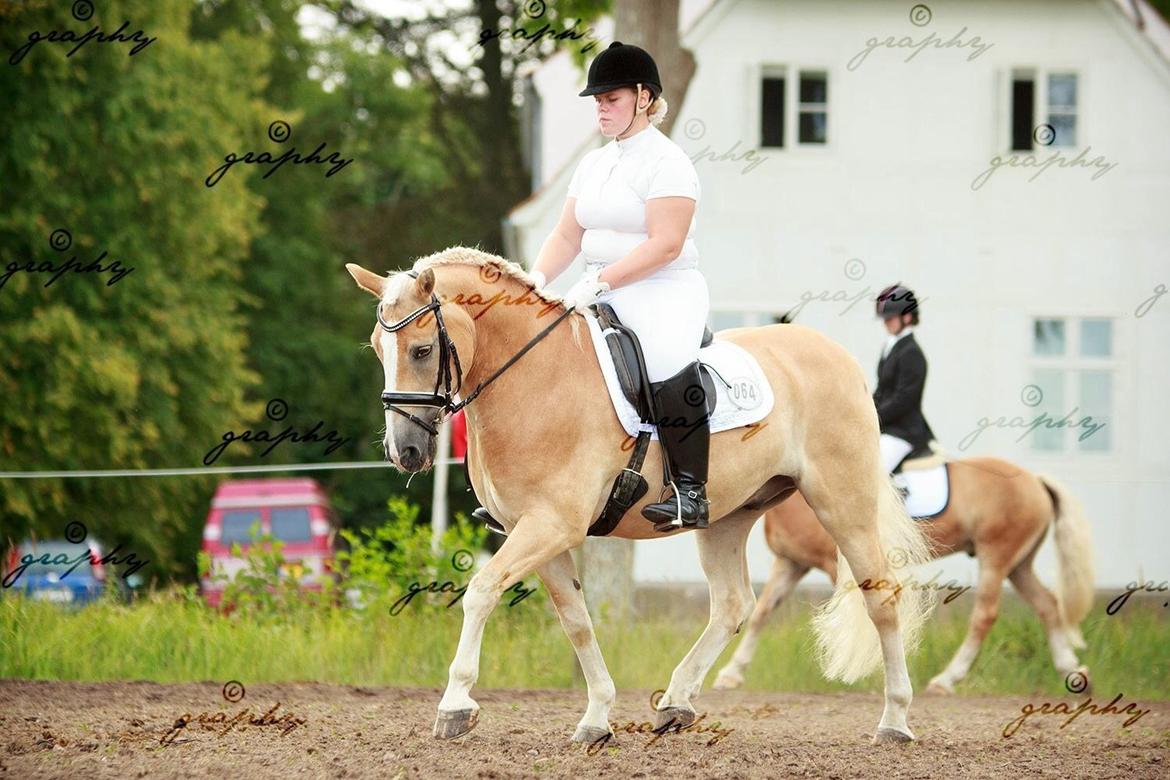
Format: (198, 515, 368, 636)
(893, 463, 950, 519)
(584, 312, 775, 440)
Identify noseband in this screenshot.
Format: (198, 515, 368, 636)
(377, 269, 576, 437)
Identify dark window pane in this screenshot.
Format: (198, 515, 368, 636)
(1032, 319, 1065, 356)
(1011, 78, 1034, 151)
(271, 508, 312, 543)
(761, 77, 785, 148)
(221, 510, 262, 545)
(799, 112, 827, 144)
(799, 74, 826, 104)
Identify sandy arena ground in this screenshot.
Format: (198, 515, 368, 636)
(1, 681, 1166, 779)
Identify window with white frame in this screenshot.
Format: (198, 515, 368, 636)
(1010, 69, 1078, 150)
(760, 67, 828, 148)
(1029, 317, 1113, 453)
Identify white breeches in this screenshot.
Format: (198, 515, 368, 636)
(591, 266, 710, 382)
(880, 433, 914, 473)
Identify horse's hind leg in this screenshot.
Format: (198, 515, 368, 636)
(713, 555, 808, 690)
(654, 512, 758, 726)
(534, 550, 617, 743)
(434, 514, 575, 739)
(1007, 553, 1088, 688)
(926, 558, 1008, 694)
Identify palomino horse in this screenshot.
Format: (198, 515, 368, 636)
(346, 247, 933, 744)
(713, 457, 1095, 693)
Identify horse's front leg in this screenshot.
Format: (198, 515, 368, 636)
(535, 550, 617, 743)
(434, 513, 577, 739)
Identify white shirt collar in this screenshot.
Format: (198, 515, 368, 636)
(884, 326, 914, 358)
(612, 124, 657, 154)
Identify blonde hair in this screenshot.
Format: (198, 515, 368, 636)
(648, 94, 669, 127)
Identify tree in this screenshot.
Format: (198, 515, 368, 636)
(0, 0, 270, 577)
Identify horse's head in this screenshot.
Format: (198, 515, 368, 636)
(346, 262, 471, 473)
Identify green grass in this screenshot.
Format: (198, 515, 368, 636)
(2, 589, 1167, 700)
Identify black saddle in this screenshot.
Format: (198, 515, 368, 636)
(469, 303, 717, 539)
(592, 302, 716, 422)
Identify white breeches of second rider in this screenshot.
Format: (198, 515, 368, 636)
(590, 265, 710, 383)
(880, 433, 914, 473)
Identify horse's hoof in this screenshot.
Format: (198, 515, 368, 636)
(926, 680, 953, 695)
(713, 671, 743, 690)
(572, 725, 614, 744)
(653, 707, 696, 730)
(872, 726, 915, 744)
(433, 708, 478, 740)
(1065, 667, 1092, 696)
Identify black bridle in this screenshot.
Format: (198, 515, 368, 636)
(376, 269, 576, 437)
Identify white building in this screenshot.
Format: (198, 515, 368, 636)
(504, 0, 1170, 590)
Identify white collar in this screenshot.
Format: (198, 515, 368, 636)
(885, 326, 914, 351)
(612, 124, 656, 154)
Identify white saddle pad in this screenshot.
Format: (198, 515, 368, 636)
(585, 312, 774, 440)
(893, 464, 950, 519)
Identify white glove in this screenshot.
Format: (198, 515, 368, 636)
(562, 270, 611, 310)
(529, 269, 547, 289)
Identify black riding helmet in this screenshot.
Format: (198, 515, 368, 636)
(579, 41, 662, 99)
(876, 284, 921, 321)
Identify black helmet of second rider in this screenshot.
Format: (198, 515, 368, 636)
(875, 284, 920, 326)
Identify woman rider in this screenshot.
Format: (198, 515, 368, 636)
(873, 284, 935, 472)
(525, 41, 711, 532)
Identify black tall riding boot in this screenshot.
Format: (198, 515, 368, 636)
(640, 361, 710, 532)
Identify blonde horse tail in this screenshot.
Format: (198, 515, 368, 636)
(811, 476, 936, 683)
(1039, 474, 1094, 648)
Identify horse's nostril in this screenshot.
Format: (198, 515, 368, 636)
(401, 445, 420, 464)
(383, 441, 392, 461)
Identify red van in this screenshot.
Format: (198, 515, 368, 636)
(200, 478, 339, 606)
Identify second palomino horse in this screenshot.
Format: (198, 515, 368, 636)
(714, 455, 1094, 693)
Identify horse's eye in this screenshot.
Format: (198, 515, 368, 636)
(412, 345, 433, 360)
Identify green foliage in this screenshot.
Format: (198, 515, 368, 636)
(203, 521, 338, 619)
(0, 0, 269, 576)
(337, 497, 545, 614)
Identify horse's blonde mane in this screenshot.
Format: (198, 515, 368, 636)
(410, 245, 585, 347)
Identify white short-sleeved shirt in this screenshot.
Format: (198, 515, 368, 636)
(567, 125, 701, 272)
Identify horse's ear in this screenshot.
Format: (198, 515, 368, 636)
(416, 268, 435, 297)
(346, 263, 386, 298)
